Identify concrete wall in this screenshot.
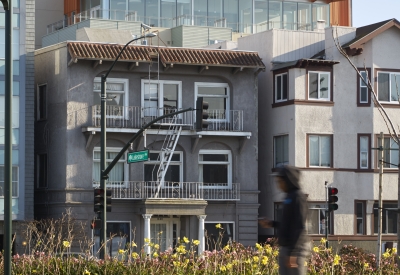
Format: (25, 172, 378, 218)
(35, 0, 64, 49)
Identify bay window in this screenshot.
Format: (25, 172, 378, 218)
(275, 73, 288, 102)
(274, 135, 288, 167)
(378, 71, 400, 103)
(308, 71, 330, 100)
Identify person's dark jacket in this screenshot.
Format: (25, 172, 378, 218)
(271, 166, 309, 257)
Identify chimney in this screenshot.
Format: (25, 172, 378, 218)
(317, 20, 326, 32)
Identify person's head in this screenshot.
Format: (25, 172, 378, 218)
(273, 165, 302, 193)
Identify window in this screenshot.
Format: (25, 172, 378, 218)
(307, 203, 332, 235)
(205, 222, 234, 250)
(379, 136, 399, 169)
(374, 203, 397, 234)
(275, 73, 288, 102)
(0, 81, 19, 144)
(378, 72, 400, 103)
(141, 80, 181, 117)
(355, 201, 365, 235)
(195, 82, 229, 121)
(151, 216, 180, 252)
(358, 134, 370, 169)
(94, 78, 129, 118)
(0, 149, 18, 197)
(92, 147, 127, 186)
(37, 84, 47, 120)
(93, 222, 130, 258)
(308, 135, 332, 167)
(37, 154, 47, 188)
(359, 71, 369, 104)
(274, 135, 288, 167)
(144, 151, 182, 184)
(308, 71, 330, 100)
(199, 150, 232, 188)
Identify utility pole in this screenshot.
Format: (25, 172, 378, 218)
(377, 132, 384, 268)
(325, 181, 329, 248)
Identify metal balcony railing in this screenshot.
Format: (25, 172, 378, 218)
(90, 106, 244, 131)
(92, 181, 240, 201)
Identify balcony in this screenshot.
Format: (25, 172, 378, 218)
(90, 105, 244, 131)
(93, 181, 240, 201)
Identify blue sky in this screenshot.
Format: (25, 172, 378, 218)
(353, 0, 400, 27)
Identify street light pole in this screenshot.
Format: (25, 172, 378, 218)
(99, 33, 156, 259)
(2, 0, 12, 274)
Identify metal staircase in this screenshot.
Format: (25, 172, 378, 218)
(154, 116, 182, 197)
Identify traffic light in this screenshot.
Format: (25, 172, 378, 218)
(196, 97, 209, 131)
(328, 187, 338, 211)
(94, 188, 112, 213)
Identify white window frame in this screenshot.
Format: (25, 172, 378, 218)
(150, 216, 180, 251)
(37, 84, 47, 120)
(141, 79, 182, 117)
(92, 147, 128, 187)
(377, 72, 400, 103)
(143, 151, 183, 185)
(195, 82, 230, 122)
(359, 71, 368, 104)
(307, 203, 331, 235)
(359, 136, 369, 169)
(93, 77, 129, 119)
(274, 134, 289, 168)
(0, 166, 19, 198)
(308, 135, 332, 167)
(275, 73, 288, 102)
(308, 71, 330, 100)
(198, 149, 232, 189)
(381, 137, 399, 169)
(356, 201, 365, 235)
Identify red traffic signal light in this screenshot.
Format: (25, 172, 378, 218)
(328, 187, 338, 211)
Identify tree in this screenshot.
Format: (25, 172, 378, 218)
(332, 27, 400, 267)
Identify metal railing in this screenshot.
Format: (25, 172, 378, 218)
(92, 181, 240, 201)
(91, 106, 244, 131)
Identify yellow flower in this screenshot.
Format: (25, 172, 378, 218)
(183, 236, 189, 244)
(253, 256, 259, 262)
(223, 244, 230, 251)
(273, 263, 279, 270)
(383, 251, 390, 258)
(215, 223, 222, 229)
(261, 256, 268, 265)
(192, 240, 200, 246)
(131, 252, 139, 259)
(144, 238, 150, 243)
(226, 263, 233, 270)
(32, 271, 37, 274)
(364, 263, 369, 268)
(333, 255, 341, 266)
(313, 246, 319, 253)
(219, 265, 227, 272)
(153, 252, 159, 257)
(273, 250, 279, 257)
(154, 244, 160, 250)
(320, 238, 327, 244)
(304, 261, 308, 267)
(173, 261, 181, 267)
(392, 248, 397, 254)
(265, 245, 272, 254)
(176, 245, 187, 254)
(131, 241, 137, 247)
(63, 241, 71, 248)
(118, 249, 125, 254)
(245, 259, 251, 264)
(83, 270, 91, 275)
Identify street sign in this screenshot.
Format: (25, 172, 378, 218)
(127, 149, 149, 163)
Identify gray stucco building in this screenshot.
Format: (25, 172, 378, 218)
(34, 41, 265, 255)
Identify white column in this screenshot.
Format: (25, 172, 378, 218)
(197, 215, 206, 256)
(143, 214, 152, 256)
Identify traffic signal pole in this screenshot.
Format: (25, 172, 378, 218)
(325, 181, 329, 248)
(377, 132, 384, 268)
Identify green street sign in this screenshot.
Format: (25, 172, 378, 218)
(127, 150, 149, 163)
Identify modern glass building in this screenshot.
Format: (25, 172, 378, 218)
(74, 0, 332, 33)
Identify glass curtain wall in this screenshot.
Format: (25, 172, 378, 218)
(177, 0, 192, 25)
(224, 0, 238, 32)
(268, 1, 281, 29)
(298, 2, 311, 31)
(312, 3, 329, 29)
(254, 0, 268, 33)
(239, 0, 252, 33)
(161, 0, 176, 27)
(283, 2, 297, 30)
(193, 0, 207, 26)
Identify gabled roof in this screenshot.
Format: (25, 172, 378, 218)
(67, 41, 265, 71)
(342, 18, 400, 56)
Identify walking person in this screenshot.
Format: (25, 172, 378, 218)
(259, 165, 309, 275)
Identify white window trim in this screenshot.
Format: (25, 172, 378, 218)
(0, 166, 19, 198)
(141, 79, 182, 117)
(144, 151, 183, 184)
(194, 82, 230, 122)
(204, 221, 235, 241)
(308, 71, 330, 101)
(275, 73, 288, 102)
(308, 135, 332, 168)
(359, 71, 368, 104)
(92, 147, 128, 187)
(359, 136, 369, 169)
(150, 217, 181, 251)
(199, 149, 232, 189)
(37, 84, 47, 121)
(273, 134, 289, 168)
(94, 77, 129, 119)
(377, 72, 400, 103)
(307, 203, 331, 235)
